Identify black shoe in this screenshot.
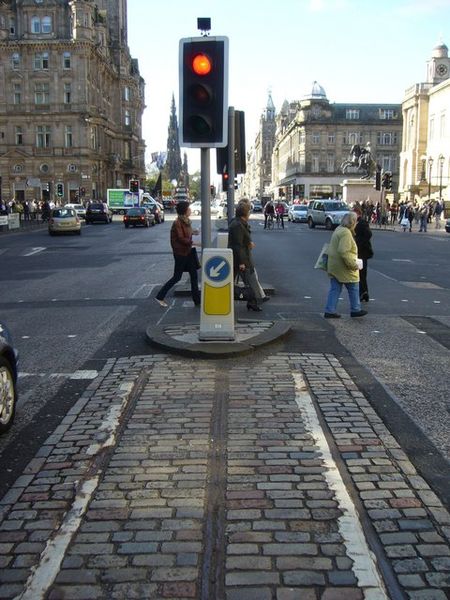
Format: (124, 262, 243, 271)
(351, 310, 367, 318)
(261, 296, 270, 303)
(324, 312, 341, 319)
(247, 304, 262, 312)
(360, 294, 369, 302)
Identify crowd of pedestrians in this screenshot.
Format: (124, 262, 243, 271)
(351, 198, 444, 231)
(0, 198, 53, 222)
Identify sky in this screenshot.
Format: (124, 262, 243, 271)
(127, 0, 450, 178)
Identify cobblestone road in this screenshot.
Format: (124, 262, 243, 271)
(0, 352, 449, 599)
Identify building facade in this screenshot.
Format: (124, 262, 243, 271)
(242, 92, 276, 199)
(0, 0, 145, 205)
(399, 42, 450, 208)
(271, 82, 403, 202)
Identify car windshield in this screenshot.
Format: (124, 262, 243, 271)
(52, 209, 75, 218)
(325, 202, 348, 211)
(72, 204, 84, 209)
(294, 206, 307, 210)
(89, 203, 104, 210)
(127, 208, 144, 215)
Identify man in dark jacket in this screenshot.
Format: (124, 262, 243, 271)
(228, 203, 261, 311)
(355, 216, 373, 302)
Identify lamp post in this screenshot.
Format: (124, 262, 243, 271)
(427, 156, 434, 201)
(438, 154, 445, 205)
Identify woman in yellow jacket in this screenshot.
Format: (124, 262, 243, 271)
(324, 212, 367, 318)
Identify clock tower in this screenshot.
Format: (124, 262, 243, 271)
(426, 41, 450, 85)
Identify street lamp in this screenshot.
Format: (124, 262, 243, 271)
(427, 156, 434, 201)
(438, 154, 445, 205)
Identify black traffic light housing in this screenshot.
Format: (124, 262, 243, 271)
(374, 170, 381, 191)
(222, 169, 229, 192)
(382, 172, 393, 190)
(129, 180, 139, 193)
(179, 36, 229, 147)
(56, 183, 64, 197)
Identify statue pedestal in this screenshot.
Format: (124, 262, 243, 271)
(343, 179, 381, 206)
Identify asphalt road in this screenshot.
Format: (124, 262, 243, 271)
(0, 213, 449, 504)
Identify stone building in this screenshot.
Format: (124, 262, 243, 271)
(242, 92, 276, 200)
(399, 42, 450, 208)
(0, 0, 145, 205)
(271, 82, 403, 202)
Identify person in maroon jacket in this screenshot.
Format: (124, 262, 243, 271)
(155, 201, 200, 307)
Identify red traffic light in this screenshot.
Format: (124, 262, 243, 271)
(192, 53, 212, 76)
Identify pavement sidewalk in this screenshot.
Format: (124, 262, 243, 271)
(1, 351, 449, 600)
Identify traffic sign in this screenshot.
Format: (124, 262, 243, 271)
(205, 256, 231, 282)
(200, 248, 235, 341)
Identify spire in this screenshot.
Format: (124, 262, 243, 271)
(165, 93, 182, 182)
(265, 88, 275, 120)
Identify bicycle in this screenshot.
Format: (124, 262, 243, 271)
(266, 213, 274, 230)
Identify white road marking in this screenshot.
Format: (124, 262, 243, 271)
(372, 330, 380, 334)
(67, 334, 77, 338)
(70, 370, 98, 380)
(17, 477, 99, 600)
(417, 330, 426, 334)
(293, 373, 388, 597)
(304, 296, 311, 299)
(21, 336, 30, 339)
(401, 299, 409, 302)
(132, 283, 158, 298)
(392, 258, 412, 262)
(23, 247, 46, 257)
(433, 300, 441, 304)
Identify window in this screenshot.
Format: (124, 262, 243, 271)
(13, 83, 21, 104)
(347, 132, 362, 145)
(90, 126, 97, 149)
(42, 16, 52, 33)
(429, 116, 435, 139)
(311, 155, 320, 173)
(63, 52, 71, 69)
(63, 82, 71, 104)
(124, 110, 131, 126)
(31, 16, 40, 33)
(35, 82, 50, 104)
(327, 155, 335, 172)
(11, 53, 20, 69)
(15, 126, 23, 145)
(379, 109, 396, 120)
(346, 109, 360, 120)
(312, 132, 320, 144)
(124, 86, 130, 101)
(36, 125, 51, 148)
(377, 132, 397, 145)
(9, 17, 16, 35)
(440, 112, 446, 138)
(65, 126, 73, 148)
(34, 52, 49, 70)
(328, 133, 335, 144)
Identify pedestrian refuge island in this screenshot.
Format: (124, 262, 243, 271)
(199, 248, 235, 341)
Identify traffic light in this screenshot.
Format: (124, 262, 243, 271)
(129, 180, 139, 193)
(234, 110, 246, 174)
(56, 183, 64, 197)
(374, 170, 381, 191)
(234, 177, 238, 190)
(382, 172, 393, 190)
(179, 36, 229, 147)
(222, 171, 229, 192)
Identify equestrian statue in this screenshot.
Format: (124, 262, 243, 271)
(340, 142, 378, 180)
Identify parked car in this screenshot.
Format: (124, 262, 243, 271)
(307, 200, 350, 230)
(142, 198, 165, 223)
(445, 218, 450, 233)
(288, 204, 308, 222)
(123, 207, 155, 228)
(189, 201, 218, 216)
(85, 202, 113, 224)
(162, 197, 176, 211)
(65, 203, 86, 219)
(0, 322, 18, 434)
(48, 207, 81, 235)
(252, 200, 263, 212)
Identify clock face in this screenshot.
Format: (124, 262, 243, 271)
(437, 63, 448, 76)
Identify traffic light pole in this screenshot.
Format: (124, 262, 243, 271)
(227, 106, 235, 226)
(200, 148, 211, 249)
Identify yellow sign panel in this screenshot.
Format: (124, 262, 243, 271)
(203, 282, 231, 315)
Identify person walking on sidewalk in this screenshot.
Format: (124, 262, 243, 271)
(434, 200, 443, 229)
(155, 201, 201, 308)
(228, 202, 262, 312)
(419, 204, 429, 232)
(355, 215, 373, 302)
(324, 212, 367, 319)
(275, 200, 286, 229)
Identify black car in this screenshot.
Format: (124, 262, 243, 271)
(142, 200, 165, 224)
(123, 207, 155, 228)
(0, 322, 18, 434)
(85, 202, 113, 224)
(445, 218, 450, 233)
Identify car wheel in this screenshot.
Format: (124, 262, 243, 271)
(325, 218, 333, 230)
(0, 355, 17, 434)
(77, 230, 81, 235)
(125, 224, 129, 228)
(308, 218, 315, 229)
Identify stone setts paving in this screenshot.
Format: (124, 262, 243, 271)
(0, 352, 449, 599)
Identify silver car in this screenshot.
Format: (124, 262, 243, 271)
(307, 200, 350, 230)
(288, 204, 308, 223)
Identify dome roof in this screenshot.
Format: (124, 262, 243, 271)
(303, 81, 327, 100)
(432, 42, 448, 58)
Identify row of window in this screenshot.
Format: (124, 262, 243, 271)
(13, 125, 71, 148)
(306, 155, 397, 173)
(302, 132, 399, 145)
(345, 109, 398, 120)
(12, 51, 71, 70)
(11, 82, 132, 124)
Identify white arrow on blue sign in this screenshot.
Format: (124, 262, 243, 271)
(205, 256, 231, 282)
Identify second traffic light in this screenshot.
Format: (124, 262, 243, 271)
(179, 36, 229, 147)
(129, 180, 139, 193)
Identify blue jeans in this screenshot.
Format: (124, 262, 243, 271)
(325, 277, 361, 314)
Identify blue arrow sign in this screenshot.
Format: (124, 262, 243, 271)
(205, 256, 231, 282)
